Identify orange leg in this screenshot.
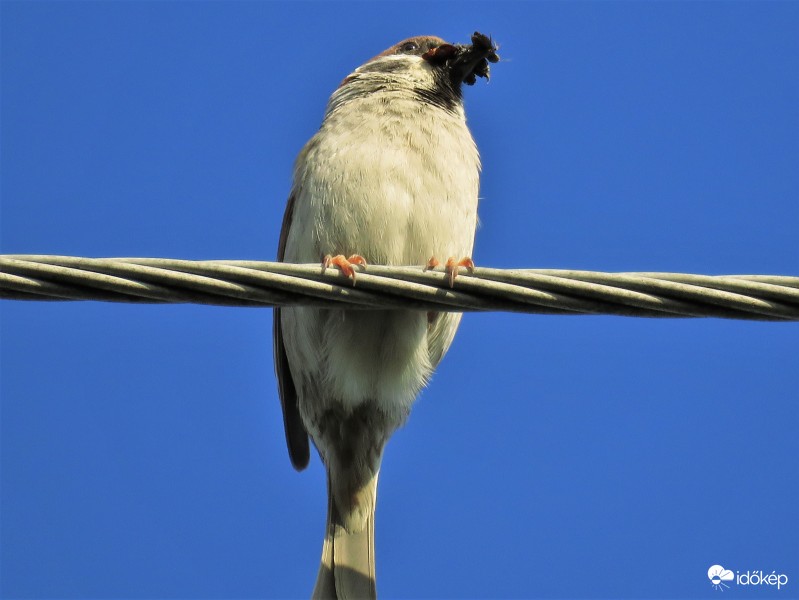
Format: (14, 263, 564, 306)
(322, 254, 367, 283)
(424, 256, 440, 271)
(445, 257, 475, 287)
(425, 256, 475, 287)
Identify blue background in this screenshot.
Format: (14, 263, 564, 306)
(2, 2, 797, 598)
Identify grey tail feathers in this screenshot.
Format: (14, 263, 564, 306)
(312, 470, 378, 599)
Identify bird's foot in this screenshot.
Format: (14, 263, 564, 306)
(425, 256, 475, 288)
(323, 254, 367, 284)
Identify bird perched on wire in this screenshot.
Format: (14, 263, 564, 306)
(274, 31, 499, 599)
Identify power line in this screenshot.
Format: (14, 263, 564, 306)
(2, 255, 798, 321)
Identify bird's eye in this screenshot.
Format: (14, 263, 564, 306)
(400, 41, 419, 54)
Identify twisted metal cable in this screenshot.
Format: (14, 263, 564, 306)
(1, 254, 798, 321)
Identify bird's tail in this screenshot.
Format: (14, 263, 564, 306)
(312, 469, 378, 600)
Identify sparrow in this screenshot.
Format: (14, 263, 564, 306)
(273, 32, 498, 599)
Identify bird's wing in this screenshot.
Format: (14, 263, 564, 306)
(274, 191, 311, 470)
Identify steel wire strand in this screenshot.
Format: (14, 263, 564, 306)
(1, 255, 798, 321)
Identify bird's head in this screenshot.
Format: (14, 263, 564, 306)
(328, 32, 499, 113)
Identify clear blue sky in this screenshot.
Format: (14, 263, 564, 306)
(2, 2, 798, 598)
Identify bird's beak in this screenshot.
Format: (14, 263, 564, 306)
(424, 32, 499, 86)
(422, 43, 459, 64)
